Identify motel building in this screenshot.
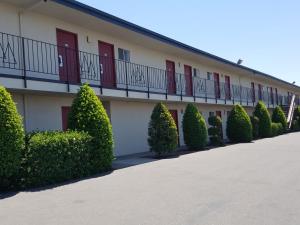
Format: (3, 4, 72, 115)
(0, 0, 300, 156)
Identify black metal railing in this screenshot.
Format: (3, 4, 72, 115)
(0, 31, 297, 107)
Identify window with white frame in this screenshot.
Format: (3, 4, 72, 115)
(118, 48, 130, 62)
(209, 111, 215, 117)
(207, 72, 212, 80)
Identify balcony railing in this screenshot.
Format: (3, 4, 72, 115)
(0, 31, 298, 106)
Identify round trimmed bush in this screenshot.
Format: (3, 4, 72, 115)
(68, 84, 114, 173)
(0, 86, 25, 190)
(226, 104, 252, 143)
(208, 115, 223, 146)
(148, 103, 178, 156)
(182, 104, 208, 150)
(253, 101, 272, 138)
(272, 106, 287, 131)
(250, 116, 260, 139)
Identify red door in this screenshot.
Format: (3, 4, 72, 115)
(270, 87, 274, 104)
(258, 84, 263, 100)
(213, 73, 220, 99)
(224, 75, 231, 100)
(61, 106, 71, 131)
(166, 60, 176, 94)
(98, 41, 116, 88)
(216, 111, 222, 118)
(275, 88, 278, 105)
(184, 65, 193, 96)
(56, 29, 80, 83)
(251, 82, 255, 102)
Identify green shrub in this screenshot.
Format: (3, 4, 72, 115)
(22, 131, 93, 188)
(250, 116, 260, 139)
(293, 106, 300, 120)
(272, 106, 287, 131)
(253, 101, 272, 138)
(208, 115, 223, 146)
(182, 104, 208, 150)
(271, 123, 283, 137)
(226, 104, 252, 143)
(68, 84, 114, 173)
(0, 86, 25, 190)
(148, 103, 178, 156)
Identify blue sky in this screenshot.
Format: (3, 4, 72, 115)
(79, 0, 300, 84)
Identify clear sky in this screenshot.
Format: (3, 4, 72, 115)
(79, 0, 300, 84)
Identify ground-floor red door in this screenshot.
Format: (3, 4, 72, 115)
(184, 65, 193, 96)
(98, 41, 116, 88)
(56, 29, 80, 83)
(214, 73, 220, 99)
(61, 106, 71, 131)
(166, 60, 176, 94)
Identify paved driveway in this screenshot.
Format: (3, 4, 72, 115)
(1, 132, 300, 225)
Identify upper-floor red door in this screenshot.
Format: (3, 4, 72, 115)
(251, 82, 256, 102)
(224, 75, 231, 100)
(166, 60, 176, 94)
(98, 41, 116, 88)
(184, 65, 193, 96)
(213, 73, 220, 99)
(56, 29, 80, 83)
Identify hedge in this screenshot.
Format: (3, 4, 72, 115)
(182, 104, 208, 150)
(271, 123, 283, 137)
(272, 106, 287, 131)
(148, 103, 178, 156)
(68, 84, 114, 173)
(22, 131, 93, 188)
(253, 101, 272, 138)
(226, 104, 252, 143)
(0, 86, 25, 191)
(208, 115, 223, 146)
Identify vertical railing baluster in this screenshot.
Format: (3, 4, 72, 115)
(125, 60, 128, 97)
(146, 66, 150, 98)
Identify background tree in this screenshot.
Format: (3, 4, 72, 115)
(182, 104, 208, 150)
(227, 104, 252, 142)
(68, 84, 114, 173)
(148, 103, 178, 156)
(0, 86, 24, 190)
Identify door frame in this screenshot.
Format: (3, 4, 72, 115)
(166, 60, 176, 94)
(184, 64, 193, 96)
(98, 40, 116, 88)
(56, 28, 80, 83)
(224, 75, 231, 100)
(213, 72, 220, 99)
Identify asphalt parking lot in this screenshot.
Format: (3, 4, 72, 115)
(1, 132, 300, 225)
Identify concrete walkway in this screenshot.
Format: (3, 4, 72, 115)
(1, 132, 300, 225)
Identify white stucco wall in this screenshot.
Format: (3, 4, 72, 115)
(0, 2, 298, 98)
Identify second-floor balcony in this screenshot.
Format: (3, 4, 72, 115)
(0, 31, 297, 107)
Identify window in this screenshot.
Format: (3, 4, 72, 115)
(118, 48, 130, 62)
(193, 68, 200, 77)
(207, 72, 212, 80)
(209, 111, 215, 117)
